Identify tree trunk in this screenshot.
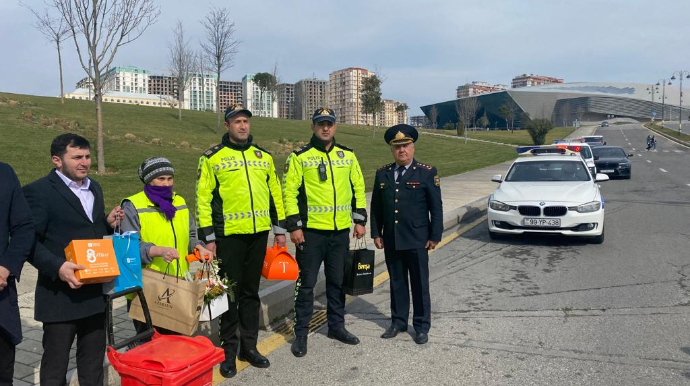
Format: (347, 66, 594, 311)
(215, 69, 222, 132)
(93, 70, 105, 173)
(178, 99, 182, 120)
(372, 112, 376, 139)
(57, 41, 64, 104)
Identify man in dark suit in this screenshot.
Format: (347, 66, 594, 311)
(23, 134, 122, 386)
(370, 124, 443, 345)
(0, 162, 35, 385)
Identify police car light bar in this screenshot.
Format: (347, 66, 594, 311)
(516, 145, 579, 156)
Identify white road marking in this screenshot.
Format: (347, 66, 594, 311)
(646, 160, 652, 163)
(674, 150, 683, 153)
(632, 148, 636, 151)
(687, 184, 690, 188)
(659, 168, 668, 173)
(663, 150, 669, 153)
(637, 154, 642, 157)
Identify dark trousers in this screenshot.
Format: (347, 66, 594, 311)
(384, 246, 431, 334)
(217, 231, 269, 357)
(40, 313, 106, 386)
(293, 229, 349, 336)
(0, 331, 14, 386)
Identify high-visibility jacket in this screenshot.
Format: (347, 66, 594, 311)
(196, 134, 286, 242)
(124, 191, 190, 276)
(283, 135, 367, 232)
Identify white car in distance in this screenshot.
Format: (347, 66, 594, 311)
(488, 147, 609, 244)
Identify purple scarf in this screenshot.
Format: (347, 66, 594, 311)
(144, 185, 177, 221)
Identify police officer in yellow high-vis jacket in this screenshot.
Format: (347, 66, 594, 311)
(283, 108, 367, 358)
(196, 104, 286, 378)
(121, 157, 213, 335)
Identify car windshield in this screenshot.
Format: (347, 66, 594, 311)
(583, 137, 603, 143)
(505, 160, 591, 182)
(593, 148, 627, 158)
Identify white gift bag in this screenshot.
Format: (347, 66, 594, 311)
(199, 293, 229, 321)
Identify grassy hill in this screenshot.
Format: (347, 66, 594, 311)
(0, 92, 519, 209)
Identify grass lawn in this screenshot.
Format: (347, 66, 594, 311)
(0, 93, 519, 209)
(420, 127, 576, 146)
(646, 123, 690, 142)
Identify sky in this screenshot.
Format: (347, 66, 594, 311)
(1, 0, 689, 117)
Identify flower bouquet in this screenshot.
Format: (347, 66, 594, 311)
(192, 259, 235, 322)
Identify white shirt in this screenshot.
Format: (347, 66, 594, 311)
(55, 169, 94, 222)
(394, 162, 412, 183)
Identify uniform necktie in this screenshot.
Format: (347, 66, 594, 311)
(395, 166, 406, 183)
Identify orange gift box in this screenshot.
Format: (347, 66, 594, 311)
(262, 244, 298, 280)
(64, 239, 120, 284)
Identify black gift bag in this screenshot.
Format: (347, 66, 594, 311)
(343, 238, 375, 296)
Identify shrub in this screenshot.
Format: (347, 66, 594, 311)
(526, 119, 554, 145)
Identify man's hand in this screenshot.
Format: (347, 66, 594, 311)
(58, 261, 85, 289)
(290, 229, 305, 245)
(205, 242, 217, 254)
(353, 224, 366, 239)
(425, 240, 439, 250)
(107, 205, 124, 228)
(0, 265, 9, 291)
(195, 245, 214, 262)
(160, 247, 180, 263)
(275, 234, 287, 248)
(374, 237, 384, 250)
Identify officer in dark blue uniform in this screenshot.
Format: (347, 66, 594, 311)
(370, 124, 443, 345)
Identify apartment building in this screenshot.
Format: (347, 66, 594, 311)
(377, 100, 408, 127)
(277, 83, 295, 119)
(184, 74, 217, 111)
(328, 67, 374, 125)
(294, 79, 328, 120)
(410, 115, 429, 128)
(103, 66, 150, 94)
(456, 81, 508, 98)
(148, 75, 178, 99)
(242, 74, 278, 118)
(511, 74, 564, 89)
(218, 80, 243, 110)
(76, 77, 93, 91)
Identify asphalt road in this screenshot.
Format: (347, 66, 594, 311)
(226, 122, 690, 385)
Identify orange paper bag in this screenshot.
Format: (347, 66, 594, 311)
(262, 244, 298, 280)
(64, 239, 120, 284)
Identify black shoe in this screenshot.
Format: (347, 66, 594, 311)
(327, 328, 360, 345)
(381, 326, 406, 339)
(238, 349, 270, 368)
(291, 335, 308, 357)
(414, 332, 429, 345)
(219, 358, 237, 378)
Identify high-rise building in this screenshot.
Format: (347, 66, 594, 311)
(76, 77, 93, 91)
(377, 100, 408, 127)
(410, 115, 429, 128)
(328, 67, 374, 125)
(396, 103, 408, 125)
(456, 81, 508, 98)
(294, 79, 328, 120)
(148, 75, 178, 99)
(277, 83, 295, 119)
(218, 80, 243, 110)
(103, 66, 150, 94)
(511, 74, 564, 89)
(242, 74, 278, 118)
(184, 73, 217, 111)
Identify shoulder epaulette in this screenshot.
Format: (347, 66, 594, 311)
(416, 162, 434, 170)
(202, 144, 223, 158)
(293, 144, 313, 156)
(335, 143, 354, 152)
(377, 162, 395, 171)
(252, 143, 272, 155)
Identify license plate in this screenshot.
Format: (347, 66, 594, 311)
(600, 169, 614, 173)
(524, 218, 561, 227)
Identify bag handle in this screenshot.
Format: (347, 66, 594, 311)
(352, 235, 368, 250)
(163, 258, 182, 282)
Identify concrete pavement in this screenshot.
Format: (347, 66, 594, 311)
(11, 124, 597, 385)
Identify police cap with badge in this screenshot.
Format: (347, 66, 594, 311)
(312, 108, 336, 124)
(225, 103, 252, 121)
(384, 124, 418, 145)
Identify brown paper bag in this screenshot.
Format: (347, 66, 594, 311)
(128, 268, 206, 336)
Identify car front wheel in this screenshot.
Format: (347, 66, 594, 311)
(590, 227, 605, 244)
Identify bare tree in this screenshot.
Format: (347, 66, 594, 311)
(499, 99, 518, 132)
(455, 98, 480, 133)
(53, 0, 160, 173)
(24, 3, 70, 104)
(428, 106, 439, 130)
(201, 6, 240, 132)
(576, 105, 585, 125)
(561, 101, 572, 127)
(169, 20, 195, 120)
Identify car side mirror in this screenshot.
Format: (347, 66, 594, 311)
(491, 174, 503, 183)
(594, 156, 599, 160)
(628, 153, 634, 157)
(595, 173, 609, 182)
(604, 142, 607, 145)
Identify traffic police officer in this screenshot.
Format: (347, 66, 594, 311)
(196, 104, 286, 378)
(370, 124, 443, 345)
(283, 108, 367, 357)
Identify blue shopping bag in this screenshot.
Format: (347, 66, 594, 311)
(104, 231, 142, 294)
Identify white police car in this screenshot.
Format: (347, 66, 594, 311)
(488, 146, 609, 243)
(552, 140, 597, 176)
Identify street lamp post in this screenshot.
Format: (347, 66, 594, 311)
(647, 84, 658, 121)
(656, 79, 671, 124)
(670, 70, 690, 133)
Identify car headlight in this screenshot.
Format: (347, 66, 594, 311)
(490, 200, 510, 212)
(576, 201, 601, 213)
(618, 162, 630, 167)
